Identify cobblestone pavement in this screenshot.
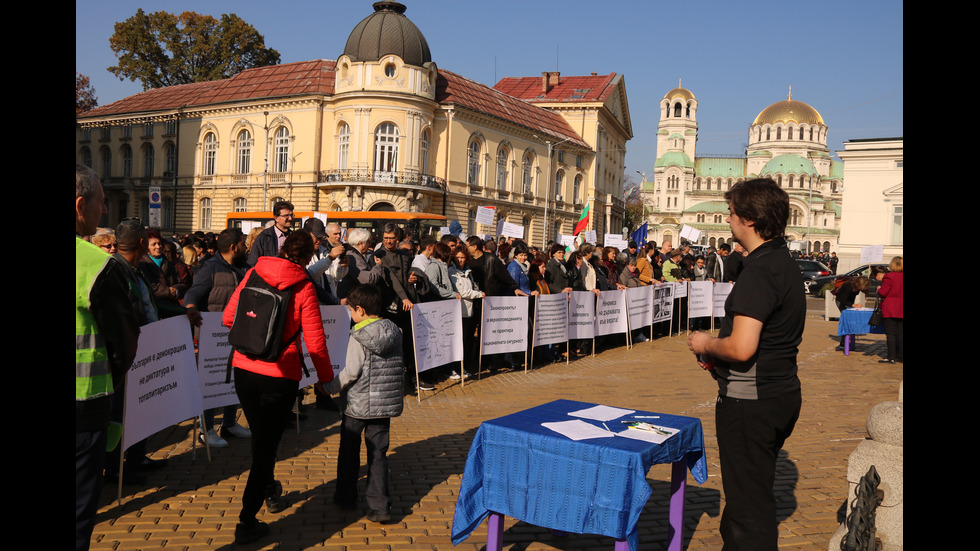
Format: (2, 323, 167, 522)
(91, 303, 902, 550)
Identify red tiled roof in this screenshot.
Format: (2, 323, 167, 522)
(493, 73, 618, 103)
(79, 60, 337, 118)
(436, 69, 588, 149)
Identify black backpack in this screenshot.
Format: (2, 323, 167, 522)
(228, 270, 299, 362)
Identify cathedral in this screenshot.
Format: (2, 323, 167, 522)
(641, 83, 842, 252)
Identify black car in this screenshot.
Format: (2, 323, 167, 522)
(810, 263, 889, 297)
(796, 260, 832, 294)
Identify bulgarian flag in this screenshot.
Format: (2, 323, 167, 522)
(573, 198, 591, 235)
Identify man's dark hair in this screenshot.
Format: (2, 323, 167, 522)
(273, 200, 294, 216)
(216, 228, 244, 253)
(718, 243, 731, 253)
(724, 178, 789, 240)
(76, 164, 100, 200)
(381, 223, 404, 241)
(279, 229, 314, 264)
(115, 219, 146, 251)
(347, 284, 384, 317)
(466, 235, 485, 251)
(419, 235, 437, 250)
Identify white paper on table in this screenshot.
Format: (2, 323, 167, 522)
(541, 419, 615, 441)
(567, 405, 636, 422)
(614, 425, 679, 445)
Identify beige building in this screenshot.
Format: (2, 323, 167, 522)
(75, 1, 632, 246)
(834, 138, 903, 273)
(641, 83, 843, 252)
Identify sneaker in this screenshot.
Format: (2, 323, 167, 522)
(367, 510, 392, 524)
(221, 423, 251, 438)
(200, 429, 228, 448)
(235, 519, 269, 544)
(634, 334, 649, 343)
(418, 381, 435, 392)
(449, 371, 461, 380)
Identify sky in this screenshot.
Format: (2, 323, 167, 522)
(76, 0, 903, 184)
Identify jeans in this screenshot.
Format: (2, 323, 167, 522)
(335, 416, 392, 514)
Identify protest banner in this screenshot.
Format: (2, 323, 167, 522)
(299, 305, 352, 389)
(652, 284, 674, 324)
(533, 293, 569, 347)
(626, 285, 653, 330)
(583, 229, 597, 244)
(500, 221, 525, 239)
(123, 316, 203, 452)
(196, 313, 238, 412)
(595, 290, 628, 337)
(688, 281, 713, 319)
(713, 282, 734, 319)
(481, 295, 529, 355)
(567, 291, 596, 340)
(671, 280, 688, 299)
(860, 244, 884, 264)
(476, 206, 495, 226)
(411, 299, 463, 373)
(604, 233, 628, 249)
(558, 234, 576, 249)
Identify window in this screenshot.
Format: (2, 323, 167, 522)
(165, 144, 176, 176)
(575, 155, 582, 169)
(122, 145, 133, 177)
(234, 197, 248, 212)
(673, 102, 682, 117)
(236, 129, 252, 174)
(557, 150, 565, 164)
(384, 63, 396, 77)
(420, 129, 430, 173)
(122, 125, 132, 139)
(166, 120, 176, 135)
(496, 147, 508, 190)
(203, 133, 217, 176)
(338, 123, 350, 170)
(522, 153, 533, 195)
(697, 213, 705, 223)
(374, 123, 399, 174)
(101, 148, 111, 177)
(101, 127, 111, 141)
(573, 175, 582, 203)
(274, 127, 290, 173)
(81, 147, 92, 168)
(555, 170, 564, 200)
(199, 197, 212, 230)
(143, 122, 153, 137)
(143, 145, 154, 178)
(467, 140, 481, 186)
(891, 206, 903, 244)
(713, 214, 722, 223)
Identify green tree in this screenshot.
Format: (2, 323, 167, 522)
(108, 9, 281, 90)
(76, 72, 98, 114)
(622, 174, 646, 233)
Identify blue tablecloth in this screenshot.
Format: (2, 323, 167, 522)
(837, 308, 885, 336)
(451, 399, 707, 551)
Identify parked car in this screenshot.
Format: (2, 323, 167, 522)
(796, 260, 832, 294)
(811, 263, 889, 297)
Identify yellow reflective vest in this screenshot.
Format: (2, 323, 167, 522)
(76, 237, 114, 401)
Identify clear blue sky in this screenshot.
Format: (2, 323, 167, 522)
(76, 0, 903, 183)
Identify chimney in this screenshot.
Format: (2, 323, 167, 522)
(542, 71, 560, 93)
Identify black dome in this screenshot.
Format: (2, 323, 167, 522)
(343, 1, 432, 67)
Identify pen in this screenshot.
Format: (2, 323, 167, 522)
(633, 415, 660, 419)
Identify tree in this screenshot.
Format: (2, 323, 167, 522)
(622, 173, 646, 233)
(76, 72, 98, 114)
(108, 9, 281, 90)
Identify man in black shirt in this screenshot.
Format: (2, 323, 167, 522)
(688, 178, 804, 551)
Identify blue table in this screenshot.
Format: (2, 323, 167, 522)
(837, 308, 885, 355)
(451, 399, 707, 551)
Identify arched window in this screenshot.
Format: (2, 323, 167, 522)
(776, 127, 782, 140)
(143, 144, 154, 178)
(81, 147, 92, 168)
(274, 127, 290, 173)
(467, 140, 481, 186)
(236, 129, 252, 174)
(374, 123, 399, 174)
(673, 102, 682, 117)
(686, 104, 691, 118)
(101, 148, 112, 178)
(122, 145, 133, 177)
(521, 152, 533, 195)
(234, 197, 248, 212)
(496, 147, 508, 190)
(788, 174, 794, 188)
(337, 123, 350, 170)
(199, 197, 212, 230)
(203, 133, 217, 176)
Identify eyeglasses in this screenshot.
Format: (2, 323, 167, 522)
(98, 243, 117, 250)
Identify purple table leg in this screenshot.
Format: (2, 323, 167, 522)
(668, 460, 687, 551)
(844, 334, 851, 355)
(487, 512, 503, 551)
(614, 539, 629, 550)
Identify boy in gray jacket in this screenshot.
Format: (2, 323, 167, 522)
(322, 284, 404, 523)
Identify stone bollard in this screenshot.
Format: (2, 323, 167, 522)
(829, 381, 903, 550)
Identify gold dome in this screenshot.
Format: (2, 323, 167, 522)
(664, 79, 695, 101)
(753, 92, 824, 126)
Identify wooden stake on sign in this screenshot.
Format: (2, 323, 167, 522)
(411, 309, 422, 404)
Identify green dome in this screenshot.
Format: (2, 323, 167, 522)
(760, 154, 816, 176)
(655, 151, 693, 169)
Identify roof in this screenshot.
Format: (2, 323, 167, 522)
(760, 153, 817, 176)
(342, 1, 431, 67)
(492, 73, 619, 103)
(694, 157, 746, 178)
(78, 60, 337, 118)
(436, 70, 589, 148)
(654, 151, 694, 169)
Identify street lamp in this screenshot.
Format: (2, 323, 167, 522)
(538, 135, 575, 249)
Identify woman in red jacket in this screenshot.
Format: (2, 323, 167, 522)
(877, 256, 903, 364)
(222, 230, 334, 544)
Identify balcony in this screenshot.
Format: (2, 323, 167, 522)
(320, 169, 447, 191)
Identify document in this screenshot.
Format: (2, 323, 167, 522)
(541, 419, 614, 441)
(567, 404, 635, 422)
